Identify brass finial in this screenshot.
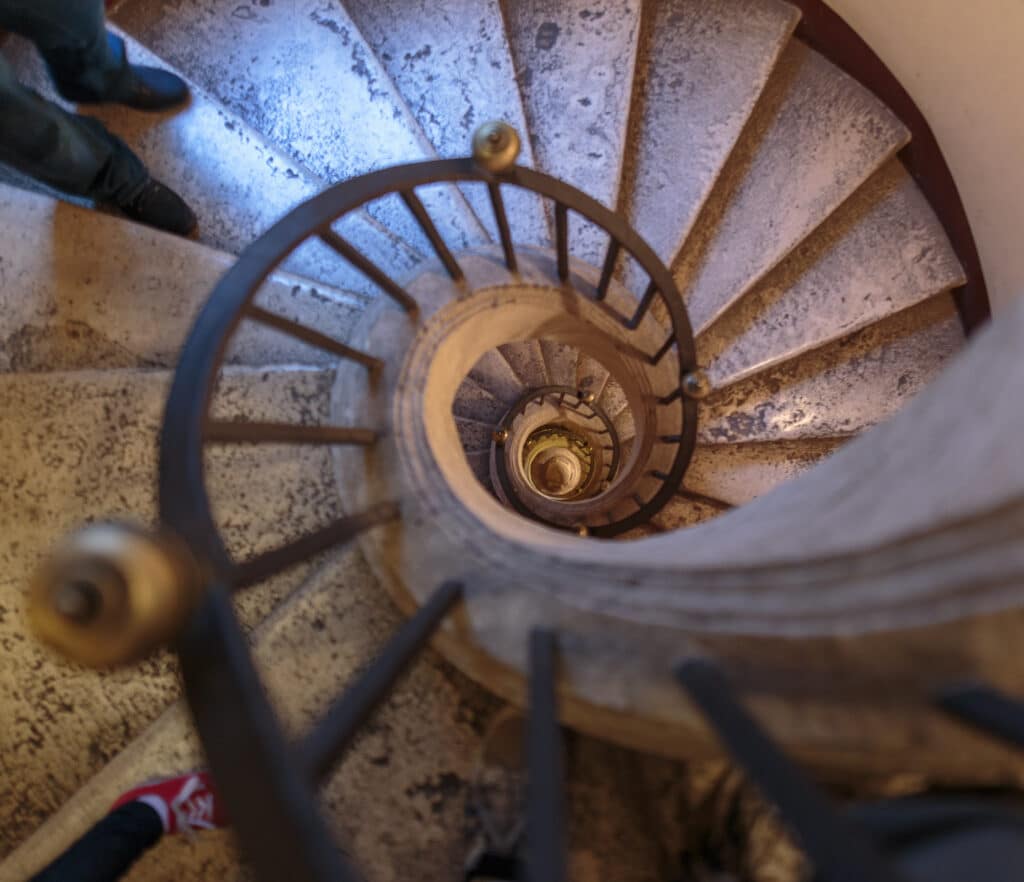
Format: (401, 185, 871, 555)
(28, 522, 201, 668)
(578, 389, 596, 405)
(492, 428, 510, 445)
(576, 525, 590, 537)
(682, 370, 713, 401)
(472, 121, 521, 173)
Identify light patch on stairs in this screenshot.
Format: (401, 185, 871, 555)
(625, 0, 800, 268)
(110, 0, 488, 252)
(503, 0, 643, 261)
(673, 40, 910, 334)
(698, 159, 967, 388)
(698, 294, 964, 443)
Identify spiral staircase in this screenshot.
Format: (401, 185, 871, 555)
(4, 1, 1024, 880)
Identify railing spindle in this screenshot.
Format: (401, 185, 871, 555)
(319, 229, 419, 313)
(246, 306, 382, 372)
(626, 282, 659, 330)
(399, 190, 463, 281)
(676, 659, 909, 882)
(233, 502, 400, 589)
(937, 682, 1024, 748)
(649, 334, 676, 366)
(596, 239, 620, 301)
(488, 183, 517, 272)
(555, 203, 569, 282)
(300, 581, 464, 779)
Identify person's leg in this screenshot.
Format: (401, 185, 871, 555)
(29, 801, 164, 882)
(0, 57, 196, 233)
(0, 0, 187, 109)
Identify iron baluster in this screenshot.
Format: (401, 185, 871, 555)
(555, 202, 569, 282)
(319, 228, 419, 313)
(488, 183, 517, 273)
(399, 189, 464, 281)
(245, 305, 383, 372)
(596, 239, 620, 301)
(205, 421, 377, 446)
(937, 681, 1024, 749)
(627, 281, 659, 330)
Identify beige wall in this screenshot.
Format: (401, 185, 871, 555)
(830, 0, 1024, 314)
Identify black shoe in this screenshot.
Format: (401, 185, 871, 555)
(108, 65, 190, 111)
(118, 179, 197, 236)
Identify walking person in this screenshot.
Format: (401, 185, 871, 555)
(0, 0, 197, 235)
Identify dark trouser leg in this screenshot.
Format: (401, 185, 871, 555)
(29, 801, 164, 882)
(0, 54, 148, 203)
(0, 0, 129, 101)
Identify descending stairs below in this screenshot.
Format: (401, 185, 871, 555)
(0, 0, 995, 878)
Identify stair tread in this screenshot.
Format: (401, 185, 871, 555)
(344, 0, 547, 247)
(699, 159, 966, 388)
(452, 376, 508, 424)
(538, 340, 579, 389)
(1, 30, 423, 298)
(0, 364, 336, 851)
(498, 340, 549, 389)
(625, 0, 799, 267)
(467, 349, 527, 406)
(675, 39, 911, 334)
(110, 1, 487, 252)
(685, 438, 844, 506)
(576, 353, 610, 398)
(0, 183, 370, 373)
(698, 293, 963, 443)
(652, 495, 728, 532)
(503, 0, 642, 261)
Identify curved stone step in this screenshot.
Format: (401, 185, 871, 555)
(452, 375, 509, 424)
(110, 1, 487, 252)
(454, 414, 496, 453)
(674, 39, 910, 334)
(1, 30, 422, 298)
(0, 364, 337, 852)
(343, 0, 548, 247)
(624, 0, 799, 267)
(467, 349, 527, 406)
(0, 184, 370, 372)
(503, 0, 642, 261)
(698, 293, 963, 443)
(698, 160, 966, 388)
(538, 339, 579, 389)
(576, 353, 611, 399)
(684, 438, 844, 506)
(498, 340, 549, 389)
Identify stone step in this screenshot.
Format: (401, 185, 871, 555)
(343, 0, 548, 247)
(698, 160, 966, 388)
(0, 183, 369, 372)
(503, 0, 642, 262)
(624, 0, 799, 268)
(0, 364, 336, 853)
(0, 29, 423, 298)
(111, 0, 488, 253)
(498, 340, 549, 389)
(467, 349, 527, 407)
(675, 39, 910, 334)
(698, 293, 964, 443)
(685, 438, 844, 507)
(538, 339, 579, 389)
(452, 375, 509, 425)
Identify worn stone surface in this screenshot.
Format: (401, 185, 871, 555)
(111, 0, 487, 252)
(467, 349, 526, 406)
(343, 0, 548, 247)
(0, 365, 334, 856)
(685, 439, 844, 506)
(699, 294, 964, 443)
(539, 339, 579, 389)
(575, 353, 610, 398)
(452, 375, 508, 424)
(699, 160, 966, 388)
(0, 185, 367, 373)
(455, 415, 496, 453)
(624, 0, 799, 267)
(503, 0, 641, 262)
(498, 339, 549, 389)
(674, 40, 910, 334)
(1, 32, 422, 298)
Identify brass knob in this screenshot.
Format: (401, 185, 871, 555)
(682, 369, 713, 400)
(577, 389, 596, 405)
(472, 121, 521, 173)
(28, 522, 201, 668)
(492, 428, 510, 445)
